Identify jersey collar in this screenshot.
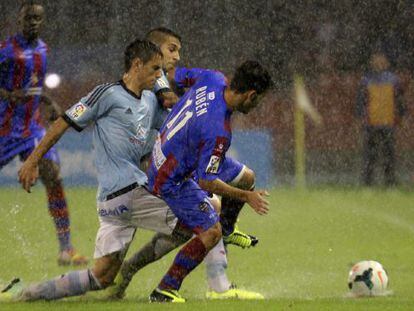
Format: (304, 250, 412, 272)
(119, 80, 141, 100)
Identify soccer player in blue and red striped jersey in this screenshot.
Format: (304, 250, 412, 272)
(147, 60, 272, 302)
(0, 2, 87, 266)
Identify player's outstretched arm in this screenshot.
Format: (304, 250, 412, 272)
(18, 116, 69, 192)
(199, 178, 269, 215)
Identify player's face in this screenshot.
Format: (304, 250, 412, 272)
(19, 5, 45, 41)
(236, 91, 264, 114)
(160, 36, 181, 71)
(138, 54, 163, 90)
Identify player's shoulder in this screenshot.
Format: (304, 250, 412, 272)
(83, 82, 120, 106)
(0, 36, 13, 51)
(202, 69, 226, 86)
(142, 89, 158, 102)
(37, 39, 49, 52)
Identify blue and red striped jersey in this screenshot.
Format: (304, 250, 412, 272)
(147, 68, 232, 196)
(0, 33, 48, 138)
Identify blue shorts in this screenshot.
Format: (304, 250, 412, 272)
(0, 129, 60, 168)
(163, 179, 219, 234)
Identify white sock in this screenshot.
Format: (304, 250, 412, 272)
(205, 239, 231, 293)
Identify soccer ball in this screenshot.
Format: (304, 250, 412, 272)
(347, 260, 389, 297)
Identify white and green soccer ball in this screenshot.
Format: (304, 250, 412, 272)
(347, 260, 389, 297)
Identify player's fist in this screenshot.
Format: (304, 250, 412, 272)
(246, 190, 269, 215)
(18, 161, 39, 193)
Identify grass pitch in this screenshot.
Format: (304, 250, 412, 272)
(0, 186, 413, 310)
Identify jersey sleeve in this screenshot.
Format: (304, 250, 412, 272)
(196, 117, 230, 181)
(174, 67, 210, 88)
(153, 70, 171, 94)
(63, 85, 112, 131)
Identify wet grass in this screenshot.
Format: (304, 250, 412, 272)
(0, 186, 413, 310)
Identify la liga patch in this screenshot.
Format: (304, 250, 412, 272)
(68, 103, 87, 119)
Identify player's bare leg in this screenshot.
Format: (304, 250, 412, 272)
(38, 158, 88, 266)
(106, 225, 192, 299)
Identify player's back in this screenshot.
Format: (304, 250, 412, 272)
(148, 70, 232, 195)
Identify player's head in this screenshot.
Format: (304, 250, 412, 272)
(18, 1, 45, 42)
(124, 39, 163, 90)
(145, 27, 181, 71)
(228, 60, 272, 114)
(370, 51, 389, 72)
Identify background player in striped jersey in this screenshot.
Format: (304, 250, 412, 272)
(108, 28, 264, 300)
(0, 1, 87, 266)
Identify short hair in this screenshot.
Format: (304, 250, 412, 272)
(19, 0, 43, 12)
(124, 39, 162, 72)
(145, 27, 182, 46)
(230, 60, 273, 95)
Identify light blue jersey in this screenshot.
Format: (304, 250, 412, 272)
(63, 81, 167, 201)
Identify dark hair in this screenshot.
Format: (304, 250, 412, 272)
(19, 0, 43, 12)
(145, 27, 182, 46)
(230, 60, 272, 95)
(124, 39, 162, 72)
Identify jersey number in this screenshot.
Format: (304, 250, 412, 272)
(166, 99, 193, 140)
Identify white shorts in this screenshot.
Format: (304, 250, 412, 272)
(94, 186, 177, 259)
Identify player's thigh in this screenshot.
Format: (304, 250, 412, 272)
(95, 193, 137, 260)
(163, 180, 220, 235)
(130, 187, 177, 234)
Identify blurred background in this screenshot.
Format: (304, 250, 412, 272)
(1, 0, 413, 187)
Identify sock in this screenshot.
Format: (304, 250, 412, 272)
(220, 184, 254, 236)
(205, 239, 231, 292)
(46, 180, 72, 251)
(20, 269, 101, 301)
(159, 236, 207, 291)
(220, 197, 245, 236)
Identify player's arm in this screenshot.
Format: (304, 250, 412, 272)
(199, 178, 269, 215)
(196, 127, 268, 215)
(18, 117, 69, 192)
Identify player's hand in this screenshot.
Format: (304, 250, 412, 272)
(18, 161, 39, 193)
(159, 91, 178, 108)
(246, 190, 269, 215)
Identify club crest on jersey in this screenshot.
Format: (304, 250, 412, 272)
(68, 103, 87, 119)
(206, 155, 220, 174)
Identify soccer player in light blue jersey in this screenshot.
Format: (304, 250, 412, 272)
(0, 39, 195, 302)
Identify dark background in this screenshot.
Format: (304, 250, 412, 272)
(1, 0, 413, 185)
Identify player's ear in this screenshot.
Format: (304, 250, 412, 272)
(133, 58, 144, 70)
(247, 90, 257, 102)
